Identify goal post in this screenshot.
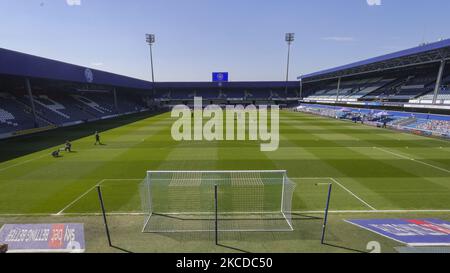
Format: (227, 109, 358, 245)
(140, 170, 296, 233)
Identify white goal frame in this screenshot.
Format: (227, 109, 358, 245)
(140, 170, 296, 233)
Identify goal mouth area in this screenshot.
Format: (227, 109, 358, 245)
(141, 170, 296, 233)
(143, 212, 294, 233)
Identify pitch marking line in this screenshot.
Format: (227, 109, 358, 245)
(374, 147, 450, 174)
(292, 209, 450, 214)
(55, 179, 106, 216)
(291, 177, 377, 211)
(329, 177, 377, 211)
(55, 178, 143, 216)
(0, 154, 49, 173)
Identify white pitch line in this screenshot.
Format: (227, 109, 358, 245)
(55, 179, 106, 216)
(0, 212, 146, 217)
(0, 154, 48, 173)
(101, 178, 143, 181)
(54, 178, 144, 215)
(62, 212, 146, 216)
(290, 177, 331, 180)
(289, 177, 377, 210)
(329, 177, 377, 211)
(0, 213, 64, 217)
(374, 147, 450, 174)
(292, 209, 450, 214)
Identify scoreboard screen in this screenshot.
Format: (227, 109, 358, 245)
(212, 72, 229, 82)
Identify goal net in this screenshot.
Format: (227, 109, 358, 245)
(140, 170, 296, 233)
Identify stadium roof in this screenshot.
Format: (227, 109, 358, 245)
(0, 48, 153, 90)
(0, 48, 299, 91)
(299, 38, 450, 83)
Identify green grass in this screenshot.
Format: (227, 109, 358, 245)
(0, 110, 449, 252)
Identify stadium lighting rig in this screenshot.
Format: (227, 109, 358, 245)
(284, 33, 295, 98)
(285, 33, 295, 44)
(145, 34, 156, 98)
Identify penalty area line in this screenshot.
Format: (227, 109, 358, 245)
(54, 179, 106, 216)
(329, 177, 377, 211)
(290, 177, 377, 211)
(374, 147, 450, 174)
(54, 178, 143, 216)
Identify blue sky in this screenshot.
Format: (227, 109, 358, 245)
(1, 0, 449, 82)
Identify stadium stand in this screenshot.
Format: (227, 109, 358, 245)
(295, 103, 450, 137)
(0, 92, 45, 134)
(416, 120, 450, 134)
(196, 89, 219, 100)
(300, 39, 450, 109)
(286, 89, 299, 99)
(346, 78, 395, 101)
(305, 77, 394, 102)
(367, 73, 436, 101)
(410, 88, 450, 104)
(270, 90, 283, 99)
(0, 88, 150, 138)
(154, 90, 171, 100)
(151, 81, 299, 105)
(171, 90, 196, 100)
(28, 93, 93, 124)
(246, 89, 271, 100)
(226, 90, 245, 100)
(305, 71, 440, 103)
(0, 48, 156, 139)
(409, 73, 450, 104)
(71, 94, 114, 117)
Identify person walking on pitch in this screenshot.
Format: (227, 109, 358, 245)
(94, 131, 101, 145)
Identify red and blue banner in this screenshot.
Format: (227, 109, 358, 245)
(0, 223, 85, 253)
(346, 219, 450, 246)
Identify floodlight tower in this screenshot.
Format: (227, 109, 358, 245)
(299, 74, 303, 99)
(146, 34, 156, 99)
(284, 33, 295, 99)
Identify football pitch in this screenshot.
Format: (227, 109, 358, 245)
(0, 110, 449, 253)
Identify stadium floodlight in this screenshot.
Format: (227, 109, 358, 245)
(285, 33, 295, 98)
(285, 33, 295, 44)
(140, 170, 296, 233)
(145, 34, 156, 98)
(146, 33, 155, 45)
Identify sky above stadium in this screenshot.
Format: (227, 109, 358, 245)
(1, 0, 450, 82)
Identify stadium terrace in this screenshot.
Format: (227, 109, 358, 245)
(299, 39, 450, 110)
